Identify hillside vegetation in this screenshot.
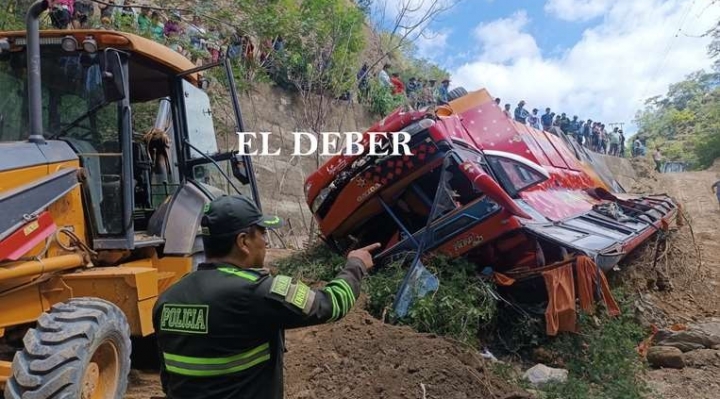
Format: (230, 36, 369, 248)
(634, 70, 720, 169)
(1, 0, 451, 118)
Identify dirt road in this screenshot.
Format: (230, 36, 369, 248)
(641, 168, 720, 399)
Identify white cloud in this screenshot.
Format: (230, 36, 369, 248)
(449, 0, 720, 134)
(473, 10, 540, 63)
(544, 0, 621, 22)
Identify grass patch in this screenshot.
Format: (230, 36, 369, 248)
(365, 254, 498, 348)
(540, 290, 650, 399)
(273, 244, 498, 348)
(271, 242, 346, 283)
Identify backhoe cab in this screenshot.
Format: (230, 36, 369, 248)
(0, 1, 259, 397)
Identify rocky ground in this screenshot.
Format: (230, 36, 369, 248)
(633, 163, 720, 399)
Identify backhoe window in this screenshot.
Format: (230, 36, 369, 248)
(0, 49, 124, 235)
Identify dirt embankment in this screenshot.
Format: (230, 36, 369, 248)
(615, 158, 720, 399)
(125, 297, 524, 399)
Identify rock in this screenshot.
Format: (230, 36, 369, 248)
(655, 319, 720, 352)
(684, 349, 720, 368)
(522, 364, 568, 386)
(647, 346, 685, 369)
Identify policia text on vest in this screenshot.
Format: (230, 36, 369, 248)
(151, 194, 381, 399)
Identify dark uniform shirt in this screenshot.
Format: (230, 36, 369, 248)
(152, 257, 367, 399)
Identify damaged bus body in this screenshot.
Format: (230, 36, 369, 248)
(304, 88, 678, 334)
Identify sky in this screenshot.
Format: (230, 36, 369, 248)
(374, 0, 720, 135)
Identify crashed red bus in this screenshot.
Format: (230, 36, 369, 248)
(303, 88, 678, 334)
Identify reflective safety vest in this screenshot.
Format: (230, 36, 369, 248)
(152, 259, 367, 399)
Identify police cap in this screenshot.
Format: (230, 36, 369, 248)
(201, 195, 283, 237)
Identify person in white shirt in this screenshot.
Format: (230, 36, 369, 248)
(378, 63, 391, 88)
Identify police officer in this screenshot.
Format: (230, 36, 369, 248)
(152, 194, 380, 399)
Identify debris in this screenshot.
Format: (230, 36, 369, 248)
(480, 348, 498, 362)
(647, 346, 685, 369)
(522, 364, 568, 386)
(654, 319, 720, 352)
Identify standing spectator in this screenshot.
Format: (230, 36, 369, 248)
(72, 0, 94, 28)
(390, 73, 405, 96)
(527, 108, 540, 129)
(541, 108, 553, 131)
(608, 128, 619, 156)
(116, 1, 137, 30)
(599, 124, 608, 154)
(164, 12, 183, 39)
(149, 12, 165, 42)
(569, 116, 581, 141)
(582, 119, 592, 148)
(378, 64, 391, 88)
(632, 138, 641, 157)
(653, 147, 663, 172)
(406, 77, 420, 106)
(227, 33, 242, 59)
(356, 63, 369, 102)
(436, 79, 450, 104)
(207, 26, 222, 63)
(49, 0, 74, 29)
(559, 113, 570, 132)
(137, 7, 151, 34)
(514, 101, 530, 124)
(99, 0, 115, 21)
(592, 123, 601, 152)
(711, 178, 720, 210)
(618, 129, 625, 157)
(423, 79, 436, 107)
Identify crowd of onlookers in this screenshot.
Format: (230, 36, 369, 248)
(46, 0, 283, 69)
(356, 62, 454, 108)
(494, 99, 632, 158)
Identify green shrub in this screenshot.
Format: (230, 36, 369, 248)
(365, 254, 498, 348)
(367, 80, 406, 117)
(541, 290, 650, 399)
(271, 242, 345, 283)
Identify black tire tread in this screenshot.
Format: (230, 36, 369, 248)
(447, 86, 468, 102)
(3, 297, 132, 399)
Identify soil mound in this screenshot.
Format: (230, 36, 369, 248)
(125, 298, 524, 399)
(284, 301, 523, 399)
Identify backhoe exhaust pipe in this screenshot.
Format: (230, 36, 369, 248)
(26, 0, 49, 144)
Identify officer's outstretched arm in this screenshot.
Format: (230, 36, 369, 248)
(259, 256, 366, 329)
(258, 243, 380, 329)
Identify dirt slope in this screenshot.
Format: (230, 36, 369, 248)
(636, 168, 720, 399)
(125, 299, 523, 399)
(125, 254, 523, 399)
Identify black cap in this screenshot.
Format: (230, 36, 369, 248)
(201, 195, 283, 237)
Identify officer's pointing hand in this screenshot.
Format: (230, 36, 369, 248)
(347, 243, 382, 270)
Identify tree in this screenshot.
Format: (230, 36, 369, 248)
(634, 70, 720, 168)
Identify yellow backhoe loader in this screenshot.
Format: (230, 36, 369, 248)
(0, 1, 261, 397)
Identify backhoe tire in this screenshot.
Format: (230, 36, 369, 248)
(4, 298, 132, 399)
(447, 87, 468, 102)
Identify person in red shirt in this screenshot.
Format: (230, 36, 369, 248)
(390, 73, 405, 95)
